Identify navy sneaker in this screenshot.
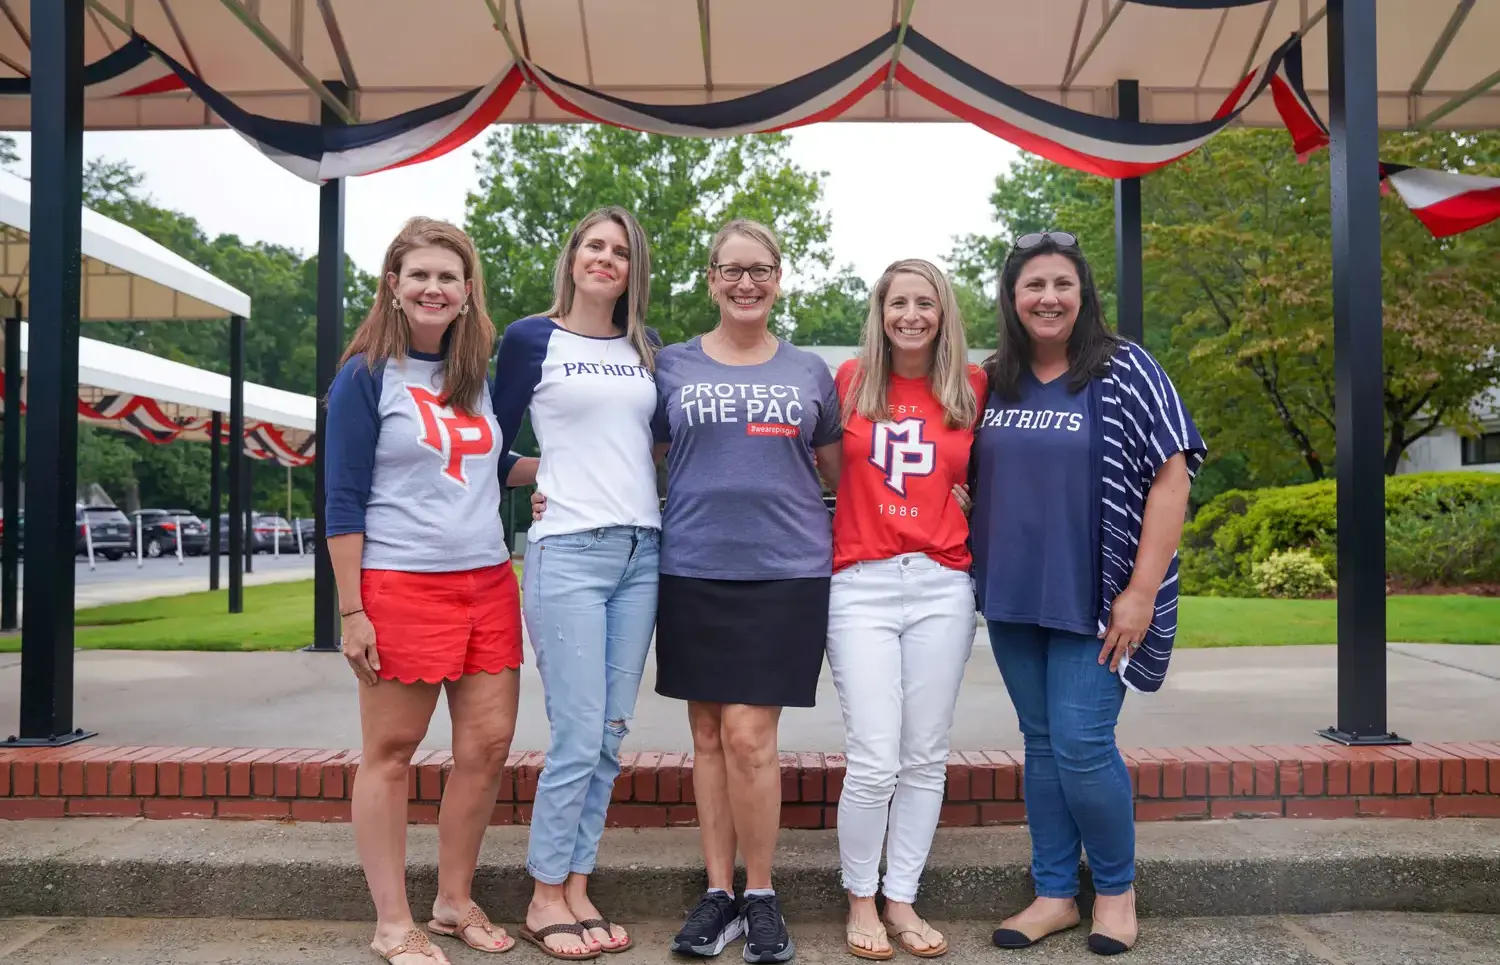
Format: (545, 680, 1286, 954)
(742, 892, 794, 963)
(671, 890, 745, 957)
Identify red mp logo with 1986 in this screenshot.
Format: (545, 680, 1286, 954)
(407, 385, 495, 487)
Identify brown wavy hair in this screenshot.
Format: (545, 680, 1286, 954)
(340, 217, 495, 415)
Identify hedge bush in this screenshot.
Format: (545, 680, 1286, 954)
(1253, 549, 1336, 599)
(1180, 471, 1500, 597)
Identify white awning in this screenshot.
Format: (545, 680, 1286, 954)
(0, 2, 1492, 132)
(0, 168, 250, 321)
(7, 322, 313, 441)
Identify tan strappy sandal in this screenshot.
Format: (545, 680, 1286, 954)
(428, 903, 514, 953)
(372, 927, 443, 962)
(885, 918, 948, 958)
(845, 920, 894, 960)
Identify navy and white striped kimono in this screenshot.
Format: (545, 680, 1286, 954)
(1092, 342, 1206, 693)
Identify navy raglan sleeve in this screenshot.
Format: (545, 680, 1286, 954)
(490, 317, 551, 457)
(324, 354, 383, 537)
(1124, 345, 1207, 480)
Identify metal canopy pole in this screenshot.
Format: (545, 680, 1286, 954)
(3, 310, 21, 631)
(1317, 0, 1404, 747)
(10, 0, 92, 747)
(209, 410, 222, 591)
(227, 316, 245, 613)
(1113, 79, 1144, 344)
(307, 79, 348, 654)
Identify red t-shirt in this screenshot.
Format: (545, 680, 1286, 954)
(831, 360, 988, 573)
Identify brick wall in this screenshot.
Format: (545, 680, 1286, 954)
(3, 742, 1499, 825)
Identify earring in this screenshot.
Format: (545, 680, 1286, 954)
(391, 298, 400, 311)
(459, 303, 470, 316)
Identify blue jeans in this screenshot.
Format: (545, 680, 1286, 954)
(522, 525, 659, 884)
(987, 621, 1134, 898)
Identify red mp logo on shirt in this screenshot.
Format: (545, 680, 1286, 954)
(407, 385, 495, 487)
(870, 418, 935, 497)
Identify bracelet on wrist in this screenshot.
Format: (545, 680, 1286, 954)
(340, 607, 364, 618)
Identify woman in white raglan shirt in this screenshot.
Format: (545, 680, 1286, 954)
(492, 207, 663, 960)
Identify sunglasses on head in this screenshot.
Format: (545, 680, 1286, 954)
(1011, 231, 1080, 252)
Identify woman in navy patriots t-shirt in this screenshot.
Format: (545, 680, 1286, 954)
(969, 232, 1204, 956)
(492, 207, 663, 959)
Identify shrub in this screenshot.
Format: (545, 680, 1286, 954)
(1180, 471, 1500, 597)
(1253, 549, 1336, 599)
(1385, 488, 1500, 589)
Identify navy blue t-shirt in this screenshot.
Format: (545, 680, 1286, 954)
(970, 369, 1100, 635)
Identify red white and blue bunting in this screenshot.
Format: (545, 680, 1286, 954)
(0, 36, 184, 100)
(58, 27, 1500, 239)
(0, 378, 315, 468)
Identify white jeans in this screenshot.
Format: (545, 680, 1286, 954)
(826, 553, 976, 903)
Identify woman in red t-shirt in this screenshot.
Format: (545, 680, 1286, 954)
(827, 258, 986, 960)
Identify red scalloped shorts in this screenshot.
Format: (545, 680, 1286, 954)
(361, 563, 523, 684)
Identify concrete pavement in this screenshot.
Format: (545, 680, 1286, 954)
(2, 639, 1496, 750)
(2, 817, 1497, 923)
(68, 555, 315, 609)
(2, 914, 1499, 965)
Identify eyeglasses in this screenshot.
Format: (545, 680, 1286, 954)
(713, 263, 777, 282)
(1011, 231, 1080, 251)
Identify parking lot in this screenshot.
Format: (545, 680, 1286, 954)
(13, 553, 317, 610)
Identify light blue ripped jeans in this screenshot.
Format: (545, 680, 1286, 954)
(521, 525, 659, 885)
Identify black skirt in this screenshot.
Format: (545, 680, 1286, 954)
(655, 574, 830, 708)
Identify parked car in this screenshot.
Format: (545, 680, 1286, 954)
(130, 508, 209, 558)
(293, 517, 316, 552)
(217, 512, 298, 554)
(76, 504, 132, 560)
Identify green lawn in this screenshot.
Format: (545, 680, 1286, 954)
(2, 579, 1495, 652)
(1179, 594, 1500, 647)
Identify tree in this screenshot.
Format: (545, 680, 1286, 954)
(55, 157, 378, 515)
(466, 126, 832, 346)
(950, 130, 1500, 486)
(784, 266, 869, 345)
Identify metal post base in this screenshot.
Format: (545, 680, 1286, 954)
(1317, 727, 1411, 747)
(2, 727, 96, 748)
(298, 642, 341, 653)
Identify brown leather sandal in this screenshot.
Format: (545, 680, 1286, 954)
(577, 917, 632, 953)
(519, 922, 601, 961)
(372, 927, 442, 962)
(428, 903, 513, 953)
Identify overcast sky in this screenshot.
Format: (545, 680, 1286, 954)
(8, 122, 1020, 289)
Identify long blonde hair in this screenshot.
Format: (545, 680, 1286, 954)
(844, 259, 977, 429)
(547, 206, 657, 370)
(341, 216, 494, 416)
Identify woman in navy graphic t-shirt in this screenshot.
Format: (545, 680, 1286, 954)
(969, 231, 1204, 956)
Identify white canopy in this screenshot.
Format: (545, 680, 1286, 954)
(0, 168, 250, 321)
(6, 320, 314, 441)
(0, 2, 1492, 132)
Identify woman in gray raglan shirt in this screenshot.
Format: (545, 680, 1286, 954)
(653, 220, 842, 963)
